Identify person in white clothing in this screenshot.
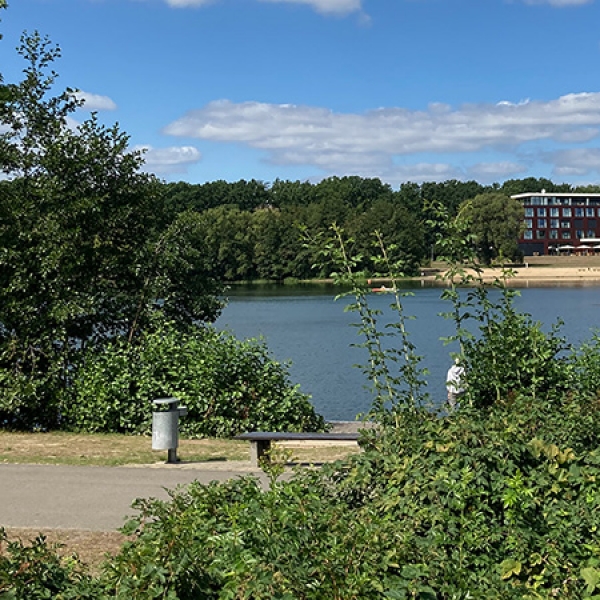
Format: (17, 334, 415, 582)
(446, 358, 465, 408)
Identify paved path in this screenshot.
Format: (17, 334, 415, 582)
(0, 462, 268, 531)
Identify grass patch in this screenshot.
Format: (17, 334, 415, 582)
(0, 431, 248, 466)
(0, 431, 360, 467)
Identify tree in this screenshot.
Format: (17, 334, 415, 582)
(500, 177, 572, 196)
(421, 179, 485, 216)
(0, 32, 223, 428)
(345, 200, 425, 275)
(268, 178, 317, 208)
(459, 192, 525, 265)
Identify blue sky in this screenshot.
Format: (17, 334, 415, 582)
(3, 0, 600, 188)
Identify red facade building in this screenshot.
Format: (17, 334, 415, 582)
(512, 191, 600, 256)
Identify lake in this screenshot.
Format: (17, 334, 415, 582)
(216, 283, 600, 421)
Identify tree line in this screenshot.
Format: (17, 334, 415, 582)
(158, 176, 599, 281)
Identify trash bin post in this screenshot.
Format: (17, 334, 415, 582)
(152, 397, 187, 464)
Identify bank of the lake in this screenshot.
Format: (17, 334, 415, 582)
(418, 255, 600, 286)
(228, 256, 600, 290)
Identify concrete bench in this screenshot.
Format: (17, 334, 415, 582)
(235, 431, 361, 467)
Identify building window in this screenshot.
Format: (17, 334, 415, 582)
(536, 230, 546, 239)
(550, 219, 559, 229)
(562, 230, 571, 239)
(538, 219, 547, 228)
(550, 207, 560, 217)
(575, 208, 584, 217)
(588, 230, 596, 237)
(550, 229, 558, 239)
(537, 208, 547, 217)
(586, 207, 595, 217)
(563, 208, 572, 217)
(524, 207, 534, 217)
(576, 230, 584, 239)
(524, 219, 533, 229)
(524, 230, 533, 240)
(589, 219, 597, 229)
(561, 220, 570, 228)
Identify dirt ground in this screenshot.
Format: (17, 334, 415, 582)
(415, 255, 600, 285)
(2, 527, 130, 573)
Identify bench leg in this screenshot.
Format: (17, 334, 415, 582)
(249, 440, 271, 467)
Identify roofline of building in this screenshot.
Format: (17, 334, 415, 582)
(511, 192, 600, 199)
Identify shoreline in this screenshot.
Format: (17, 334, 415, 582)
(228, 257, 600, 288)
(417, 264, 600, 286)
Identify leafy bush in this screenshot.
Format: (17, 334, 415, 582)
(100, 473, 399, 600)
(570, 331, 600, 400)
(86, 391, 600, 599)
(63, 321, 325, 437)
(0, 528, 100, 599)
(441, 284, 572, 408)
(0, 344, 64, 430)
(342, 399, 600, 598)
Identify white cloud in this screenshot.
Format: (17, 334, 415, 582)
(165, 0, 215, 6)
(134, 145, 202, 174)
(467, 161, 529, 180)
(160, 0, 362, 13)
(549, 148, 600, 176)
(522, 0, 592, 5)
(74, 91, 117, 111)
(162, 92, 600, 180)
(258, 0, 362, 15)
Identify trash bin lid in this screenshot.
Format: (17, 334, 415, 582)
(153, 397, 179, 406)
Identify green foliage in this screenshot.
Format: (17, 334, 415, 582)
(339, 399, 600, 599)
(442, 283, 570, 407)
(459, 192, 525, 265)
(160, 175, 600, 283)
(0, 32, 223, 429)
(570, 331, 600, 400)
(99, 473, 403, 600)
(64, 320, 325, 437)
(0, 527, 100, 599)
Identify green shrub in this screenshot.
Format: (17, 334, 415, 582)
(92, 390, 600, 598)
(0, 528, 100, 599)
(63, 321, 325, 437)
(0, 343, 64, 430)
(571, 331, 600, 400)
(452, 285, 571, 407)
(340, 399, 600, 598)
(100, 468, 433, 599)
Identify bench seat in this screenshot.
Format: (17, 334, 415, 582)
(235, 431, 361, 466)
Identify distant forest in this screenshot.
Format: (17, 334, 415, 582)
(160, 176, 598, 281)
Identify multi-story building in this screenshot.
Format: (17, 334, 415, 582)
(511, 191, 600, 256)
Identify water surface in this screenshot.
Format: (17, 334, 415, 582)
(216, 284, 600, 420)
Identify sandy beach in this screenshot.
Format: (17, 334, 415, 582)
(420, 256, 600, 286)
